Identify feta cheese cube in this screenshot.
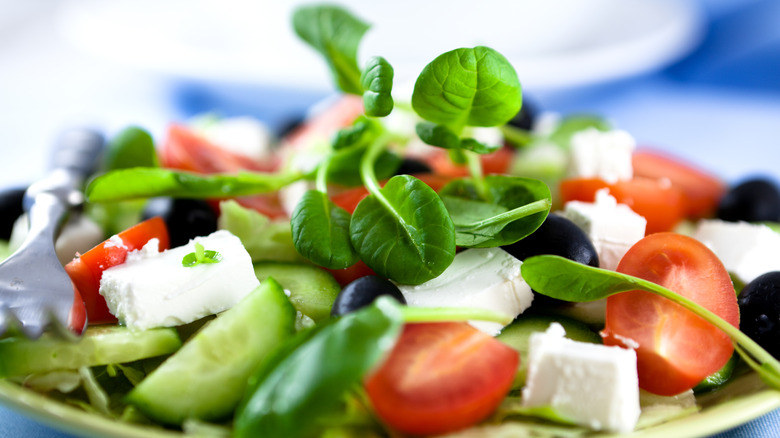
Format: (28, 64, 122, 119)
(397, 247, 533, 336)
(100, 230, 260, 330)
(693, 219, 780, 284)
(561, 189, 647, 270)
(568, 128, 635, 183)
(195, 116, 274, 162)
(522, 323, 640, 433)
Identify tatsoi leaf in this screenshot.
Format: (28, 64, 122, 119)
(331, 116, 380, 150)
(441, 195, 508, 247)
(103, 126, 160, 170)
(234, 297, 404, 438)
(460, 137, 501, 154)
(292, 4, 369, 95)
(440, 175, 551, 247)
(328, 119, 400, 187)
(415, 122, 460, 149)
(290, 190, 358, 270)
(86, 168, 303, 202)
(412, 46, 522, 131)
(361, 56, 394, 117)
(350, 175, 456, 285)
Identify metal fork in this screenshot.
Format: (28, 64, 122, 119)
(0, 128, 104, 339)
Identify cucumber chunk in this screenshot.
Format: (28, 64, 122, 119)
(0, 326, 181, 378)
(254, 262, 340, 323)
(126, 278, 296, 425)
(496, 313, 601, 388)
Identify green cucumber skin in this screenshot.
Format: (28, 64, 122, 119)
(254, 262, 341, 323)
(496, 313, 601, 388)
(0, 326, 181, 378)
(126, 278, 297, 425)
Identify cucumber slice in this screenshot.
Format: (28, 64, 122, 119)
(126, 277, 296, 425)
(496, 313, 601, 388)
(254, 262, 340, 323)
(0, 326, 181, 378)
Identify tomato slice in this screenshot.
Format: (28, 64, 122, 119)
(559, 177, 686, 235)
(365, 322, 518, 436)
(424, 146, 514, 177)
(632, 149, 726, 219)
(602, 233, 739, 396)
(161, 124, 275, 173)
(64, 217, 170, 324)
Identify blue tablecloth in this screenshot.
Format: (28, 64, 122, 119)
(1, 0, 779, 436)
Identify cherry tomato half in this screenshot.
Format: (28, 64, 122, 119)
(365, 322, 518, 436)
(64, 217, 170, 324)
(632, 149, 726, 219)
(602, 232, 739, 396)
(559, 177, 686, 235)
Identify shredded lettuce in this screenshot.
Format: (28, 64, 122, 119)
(217, 200, 305, 263)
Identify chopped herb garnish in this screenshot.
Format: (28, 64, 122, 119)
(182, 242, 222, 267)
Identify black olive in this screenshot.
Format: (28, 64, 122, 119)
(331, 275, 406, 316)
(507, 98, 538, 131)
(142, 198, 218, 247)
(502, 214, 599, 268)
(0, 186, 26, 240)
(738, 271, 780, 359)
(395, 158, 432, 176)
(717, 178, 780, 222)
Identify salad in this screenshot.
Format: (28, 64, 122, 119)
(3, 3, 780, 437)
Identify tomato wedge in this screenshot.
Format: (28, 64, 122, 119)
(64, 217, 170, 324)
(423, 146, 514, 177)
(559, 177, 686, 235)
(365, 322, 518, 436)
(632, 149, 726, 219)
(602, 233, 739, 396)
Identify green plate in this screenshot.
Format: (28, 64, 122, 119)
(1, 371, 780, 437)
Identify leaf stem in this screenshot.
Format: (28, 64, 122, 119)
(460, 198, 551, 231)
(499, 124, 533, 148)
(400, 306, 513, 326)
(464, 149, 490, 202)
(315, 154, 332, 194)
(359, 132, 393, 205)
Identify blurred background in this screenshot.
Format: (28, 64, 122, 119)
(0, 0, 778, 186)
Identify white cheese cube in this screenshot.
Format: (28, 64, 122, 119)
(568, 128, 635, 183)
(100, 230, 260, 330)
(692, 219, 780, 284)
(397, 247, 533, 336)
(195, 116, 274, 162)
(522, 323, 640, 433)
(561, 189, 647, 270)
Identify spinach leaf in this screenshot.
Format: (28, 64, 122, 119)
(521, 255, 780, 390)
(103, 126, 159, 170)
(440, 175, 551, 247)
(351, 175, 456, 285)
(290, 190, 358, 270)
(86, 168, 304, 202)
(292, 4, 369, 95)
(327, 117, 400, 187)
(415, 122, 460, 149)
(361, 56, 394, 117)
(412, 46, 522, 132)
(331, 116, 380, 150)
(234, 297, 404, 438)
(460, 137, 501, 154)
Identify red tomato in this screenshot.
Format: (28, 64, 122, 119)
(280, 95, 365, 151)
(365, 322, 518, 436)
(325, 260, 376, 287)
(602, 233, 739, 396)
(161, 124, 275, 173)
(632, 149, 726, 219)
(64, 217, 170, 324)
(68, 285, 87, 335)
(424, 146, 514, 177)
(559, 177, 686, 235)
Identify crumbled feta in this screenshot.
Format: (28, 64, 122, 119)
(397, 247, 533, 336)
(568, 128, 635, 183)
(522, 323, 640, 433)
(692, 219, 780, 284)
(561, 189, 647, 270)
(195, 116, 274, 161)
(99, 230, 259, 331)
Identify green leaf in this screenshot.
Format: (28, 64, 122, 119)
(361, 56, 394, 117)
(292, 4, 369, 95)
(103, 126, 160, 170)
(460, 137, 500, 154)
(350, 175, 456, 285)
(520, 255, 780, 390)
(290, 190, 359, 270)
(440, 175, 551, 247)
(415, 122, 460, 149)
(328, 119, 400, 187)
(234, 297, 404, 438)
(86, 168, 303, 202)
(412, 46, 522, 131)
